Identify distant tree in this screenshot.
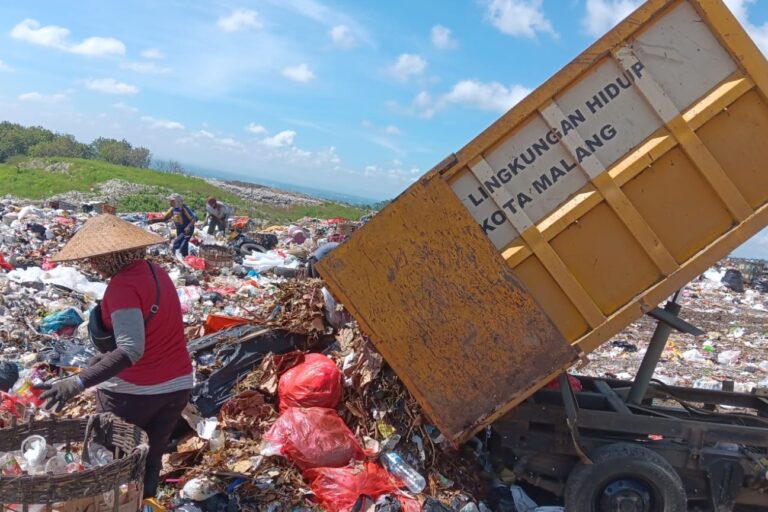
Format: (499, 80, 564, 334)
(91, 137, 130, 165)
(29, 134, 92, 159)
(0, 121, 156, 167)
(370, 200, 391, 211)
(128, 146, 152, 168)
(0, 122, 55, 161)
(91, 137, 152, 168)
(153, 159, 186, 174)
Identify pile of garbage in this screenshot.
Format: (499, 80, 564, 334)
(2, 197, 766, 511)
(0, 199, 497, 511)
(581, 262, 768, 392)
(1, 433, 114, 476)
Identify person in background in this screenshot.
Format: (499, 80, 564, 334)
(205, 196, 232, 235)
(148, 194, 197, 256)
(40, 214, 193, 501)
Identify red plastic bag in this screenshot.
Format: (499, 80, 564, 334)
(278, 353, 342, 411)
(304, 462, 410, 512)
(262, 407, 365, 470)
(304, 462, 401, 512)
(545, 374, 583, 392)
(41, 258, 56, 271)
(0, 253, 13, 271)
(184, 255, 206, 270)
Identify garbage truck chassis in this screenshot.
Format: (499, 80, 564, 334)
(493, 298, 768, 511)
(493, 378, 768, 511)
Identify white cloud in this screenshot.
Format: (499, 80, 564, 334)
(410, 79, 531, 117)
(112, 102, 138, 113)
(246, 123, 268, 135)
(69, 37, 126, 57)
(217, 9, 263, 32)
(141, 48, 164, 59)
(121, 61, 171, 74)
(18, 91, 67, 103)
(362, 161, 420, 183)
(218, 137, 243, 149)
(85, 78, 139, 95)
(197, 130, 215, 138)
(10, 19, 125, 56)
(483, 0, 557, 39)
(141, 115, 185, 130)
(0, 60, 12, 72)
(10, 19, 69, 48)
(582, 0, 642, 37)
(384, 125, 401, 135)
(262, 130, 296, 147)
(281, 63, 316, 83)
(431, 25, 457, 49)
(330, 24, 356, 48)
(389, 54, 427, 81)
(724, 0, 768, 55)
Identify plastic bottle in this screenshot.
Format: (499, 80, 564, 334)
(380, 451, 426, 493)
(88, 442, 114, 467)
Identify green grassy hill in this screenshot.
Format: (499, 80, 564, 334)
(0, 157, 367, 222)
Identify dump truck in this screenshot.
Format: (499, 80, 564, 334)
(317, 0, 768, 510)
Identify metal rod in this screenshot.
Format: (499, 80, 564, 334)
(627, 297, 681, 405)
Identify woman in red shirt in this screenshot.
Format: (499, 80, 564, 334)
(42, 214, 193, 500)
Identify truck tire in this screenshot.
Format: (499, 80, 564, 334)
(238, 242, 266, 255)
(564, 443, 686, 512)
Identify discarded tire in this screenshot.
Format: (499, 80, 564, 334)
(564, 443, 686, 512)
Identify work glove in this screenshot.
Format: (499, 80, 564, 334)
(37, 376, 85, 413)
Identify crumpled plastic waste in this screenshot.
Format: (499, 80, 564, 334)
(184, 256, 207, 271)
(39, 308, 83, 335)
(0, 363, 20, 393)
(242, 250, 299, 272)
(0, 253, 13, 271)
(7, 266, 107, 299)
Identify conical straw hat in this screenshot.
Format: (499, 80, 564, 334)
(51, 214, 166, 262)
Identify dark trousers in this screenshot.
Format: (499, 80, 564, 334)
(172, 233, 191, 257)
(207, 216, 227, 235)
(96, 388, 191, 499)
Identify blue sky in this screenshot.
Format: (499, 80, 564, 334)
(2, 0, 768, 257)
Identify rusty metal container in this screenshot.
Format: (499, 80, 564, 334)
(318, 0, 768, 443)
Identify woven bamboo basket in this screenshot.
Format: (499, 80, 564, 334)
(0, 414, 148, 512)
(200, 244, 235, 270)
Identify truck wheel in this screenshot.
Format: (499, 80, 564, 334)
(564, 443, 686, 512)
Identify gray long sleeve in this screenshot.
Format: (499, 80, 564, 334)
(111, 308, 146, 363)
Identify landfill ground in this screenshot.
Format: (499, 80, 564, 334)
(0, 199, 767, 511)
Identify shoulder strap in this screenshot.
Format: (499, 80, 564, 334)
(144, 261, 161, 326)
